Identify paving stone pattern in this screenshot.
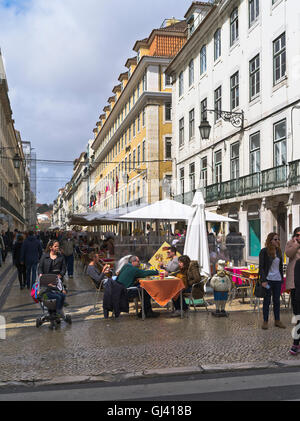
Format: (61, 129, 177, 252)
(0, 260, 297, 383)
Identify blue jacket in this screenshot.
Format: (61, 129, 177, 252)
(21, 235, 43, 265)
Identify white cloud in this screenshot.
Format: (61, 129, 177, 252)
(0, 0, 194, 203)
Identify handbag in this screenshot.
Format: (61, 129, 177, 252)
(254, 277, 266, 298)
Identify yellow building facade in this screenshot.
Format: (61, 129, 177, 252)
(90, 20, 187, 215)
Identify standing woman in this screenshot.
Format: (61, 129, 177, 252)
(259, 232, 285, 330)
(38, 240, 67, 316)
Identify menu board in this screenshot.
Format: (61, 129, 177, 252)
(148, 242, 181, 270)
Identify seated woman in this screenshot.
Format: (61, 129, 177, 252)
(38, 240, 67, 316)
(87, 252, 111, 288)
(170, 255, 204, 317)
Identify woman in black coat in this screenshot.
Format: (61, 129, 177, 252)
(12, 234, 26, 289)
(38, 240, 67, 315)
(259, 232, 285, 330)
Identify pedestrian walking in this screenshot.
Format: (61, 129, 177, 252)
(38, 240, 67, 317)
(61, 232, 75, 278)
(12, 234, 26, 289)
(21, 231, 43, 289)
(259, 232, 286, 330)
(226, 227, 241, 267)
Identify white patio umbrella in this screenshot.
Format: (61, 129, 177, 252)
(119, 199, 237, 223)
(183, 190, 211, 276)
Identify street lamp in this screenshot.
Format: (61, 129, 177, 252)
(199, 109, 244, 141)
(0, 147, 22, 169)
(13, 153, 21, 169)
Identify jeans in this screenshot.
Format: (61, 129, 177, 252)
(263, 280, 282, 322)
(173, 287, 191, 311)
(16, 263, 26, 287)
(65, 254, 74, 276)
(26, 262, 37, 288)
(46, 291, 66, 312)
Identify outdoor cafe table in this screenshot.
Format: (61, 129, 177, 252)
(138, 276, 186, 320)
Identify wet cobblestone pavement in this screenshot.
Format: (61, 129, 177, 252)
(0, 259, 298, 383)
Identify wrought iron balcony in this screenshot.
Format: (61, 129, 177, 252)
(261, 165, 287, 192)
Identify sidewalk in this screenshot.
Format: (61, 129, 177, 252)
(0, 261, 299, 387)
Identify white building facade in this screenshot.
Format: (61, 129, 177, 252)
(167, 0, 300, 262)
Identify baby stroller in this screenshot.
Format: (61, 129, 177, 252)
(33, 274, 72, 330)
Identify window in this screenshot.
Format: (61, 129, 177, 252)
(201, 157, 208, 187)
(200, 45, 207, 75)
(189, 59, 194, 86)
(201, 98, 207, 122)
(214, 29, 221, 61)
(274, 119, 287, 166)
(142, 109, 146, 127)
(165, 73, 172, 87)
(214, 86, 222, 122)
(137, 145, 141, 167)
(230, 71, 239, 110)
(214, 150, 222, 184)
(165, 103, 172, 121)
(273, 32, 286, 85)
(230, 142, 240, 179)
(143, 71, 147, 91)
(129, 125, 132, 142)
(128, 153, 131, 172)
(189, 163, 195, 192)
(189, 109, 195, 140)
(249, 54, 260, 100)
(142, 140, 146, 162)
(250, 132, 260, 174)
(179, 118, 184, 147)
(137, 115, 140, 132)
(133, 149, 136, 170)
(180, 168, 185, 194)
(179, 72, 184, 97)
(165, 137, 172, 159)
(249, 0, 259, 27)
(230, 8, 239, 46)
(133, 121, 136, 138)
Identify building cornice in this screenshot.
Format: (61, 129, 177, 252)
(92, 56, 171, 151)
(91, 91, 171, 169)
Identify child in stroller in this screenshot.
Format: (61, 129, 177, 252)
(34, 273, 72, 329)
(35, 239, 72, 329)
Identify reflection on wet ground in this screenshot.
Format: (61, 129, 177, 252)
(0, 260, 296, 382)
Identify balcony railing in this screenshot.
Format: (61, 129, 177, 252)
(174, 161, 300, 205)
(204, 163, 297, 203)
(0, 196, 25, 224)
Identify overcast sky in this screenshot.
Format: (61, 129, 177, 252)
(0, 0, 196, 204)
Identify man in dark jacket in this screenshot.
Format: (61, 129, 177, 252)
(117, 256, 159, 318)
(21, 231, 43, 289)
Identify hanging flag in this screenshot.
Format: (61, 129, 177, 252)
(116, 175, 119, 193)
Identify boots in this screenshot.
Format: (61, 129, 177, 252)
(275, 320, 286, 329)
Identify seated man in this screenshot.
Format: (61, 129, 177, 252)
(160, 246, 179, 275)
(87, 252, 111, 288)
(117, 255, 159, 318)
